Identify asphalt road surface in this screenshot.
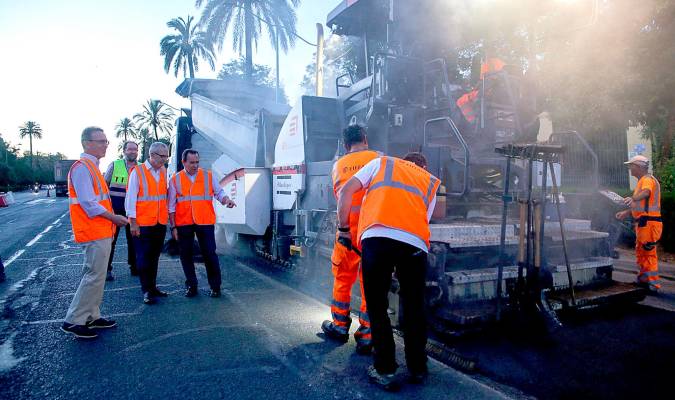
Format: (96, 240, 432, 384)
(1, 191, 674, 399)
(0, 192, 509, 399)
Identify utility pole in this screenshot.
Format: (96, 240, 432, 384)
(315, 23, 325, 97)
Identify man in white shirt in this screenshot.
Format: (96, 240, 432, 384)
(168, 149, 235, 298)
(336, 152, 439, 391)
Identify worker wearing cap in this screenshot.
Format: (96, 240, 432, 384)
(321, 125, 379, 355)
(337, 152, 439, 390)
(126, 141, 170, 305)
(103, 140, 140, 280)
(616, 155, 662, 292)
(168, 149, 235, 298)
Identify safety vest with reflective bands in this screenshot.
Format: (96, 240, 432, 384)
(357, 157, 440, 249)
(68, 158, 115, 243)
(631, 174, 661, 219)
(109, 159, 139, 209)
(332, 149, 379, 243)
(172, 168, 216, 226)
(134, 164, 168, 226)
(456, 89, 479, 123)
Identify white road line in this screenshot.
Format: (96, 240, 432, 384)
(5, 211, 68, 268)
(4, 250, 25, 267)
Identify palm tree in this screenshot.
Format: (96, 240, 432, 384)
(134, 100, 175, 143)
(115, 117, 136, 142)
(160, 15, 216, 79)
(196, 0, 301, 80)
(137, 128, 152, 162)
(18, 121, 43, 168)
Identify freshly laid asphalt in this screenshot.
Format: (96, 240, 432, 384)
(2, 191, 675, 399)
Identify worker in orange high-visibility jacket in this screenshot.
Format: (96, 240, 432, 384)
(321, 125, 380, 355)
(61, 127, 129, 339)
(168, 149, 236, 299)
(337, 152, 440, 390)
(456, 57, 506, 124)
(616, 155, 663, 292)
(126, 141, 170, 305)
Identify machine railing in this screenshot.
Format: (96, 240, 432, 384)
(549, 130, 599, 190)
(423, 58, 453, 111)
(334, 72, 355, 98)
(424, 117, 471, 197)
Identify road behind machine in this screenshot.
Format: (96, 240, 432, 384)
(171, 0, 645, 336)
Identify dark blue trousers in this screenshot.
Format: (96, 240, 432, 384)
(133, 224, 166, 294)
(177, 224, 221, 291)
(107, 205, 136, 272)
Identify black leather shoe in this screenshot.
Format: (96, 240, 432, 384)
(208, 289, 221, 298)
(185, 287, 198, 297)
(321, 320, 349, 343)
(151, 289, 168, 297)
(143, 292, 156, 305)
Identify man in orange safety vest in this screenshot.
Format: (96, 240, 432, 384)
(321, 125, 379, 355)
(616, 155, 662, 292)
(168, 149, 236, 298)
(337, 151, 439, 391)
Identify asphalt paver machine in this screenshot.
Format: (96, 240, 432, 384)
(176, 0, 646, 337)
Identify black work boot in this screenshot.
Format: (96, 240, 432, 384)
(321, 320, 349, 343)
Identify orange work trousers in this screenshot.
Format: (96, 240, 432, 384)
(330, 239, 371, 345)
(635, 220, 662, 290)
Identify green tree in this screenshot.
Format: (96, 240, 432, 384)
(196, 0, 301, 80)
(115, 117, 137, 142)
(18, 121, 43, 169)
(134, 100, 176, 143)
(217, 57, 287, 102)
(160, 15, 216, 79)
(137, 127, 152, 162)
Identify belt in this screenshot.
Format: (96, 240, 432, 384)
(638, 215, 662, 227)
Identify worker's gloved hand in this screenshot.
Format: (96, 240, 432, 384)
(337, 234, 353, 251)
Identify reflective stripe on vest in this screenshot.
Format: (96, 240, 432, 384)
(135, 164, 168, 226)
(631, 175, 661, 216)
(357, 157, 440, 248)
(67, 158, 115, 243)
(173, 168, 216, 226)
(369, 158, 439, 208)
(456, 90, 479, 123)
(109, 159, 139, 197)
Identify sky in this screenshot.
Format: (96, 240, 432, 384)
(0, 0, 336, 168)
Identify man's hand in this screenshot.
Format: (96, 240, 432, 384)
(615, 210, 631, 220)
(130, 220, 140, 237)
(171, 227, 178, 241)
(221, 196, 236, 208)
(111, 214, 128, 227)
(623, 196, 634, 207)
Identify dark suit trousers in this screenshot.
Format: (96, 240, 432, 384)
(107, 206, 136, 272)
(361, 237, 428, 375)
(177, 224, 221, 291)
(133, 224, 166, 293)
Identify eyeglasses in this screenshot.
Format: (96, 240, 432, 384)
(87, 139, 109, 145)
(152, 152, 169, 159)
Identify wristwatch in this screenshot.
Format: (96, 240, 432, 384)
(338, 226, 350, 233)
